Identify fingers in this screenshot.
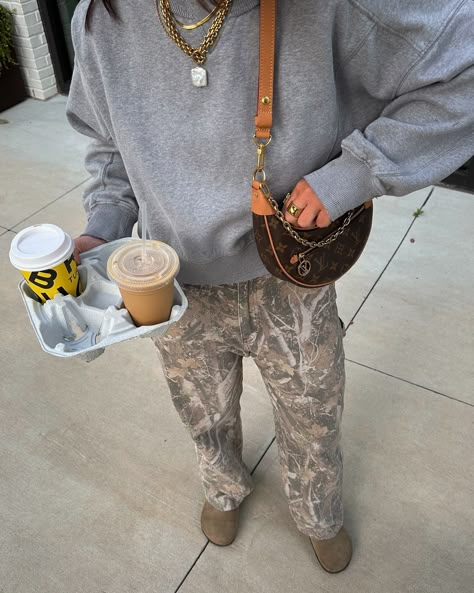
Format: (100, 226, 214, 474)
(72, 236, 107, 264)
(315, 208, 331, 228)
(284, 194, 316, 227)
(283, 179, 331, 229)
(295, 198, 320, 228)
(283, 180, 310, 226)
(72, 239, 82, 264)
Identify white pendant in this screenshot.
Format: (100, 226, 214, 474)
(191, 66, 208, 87)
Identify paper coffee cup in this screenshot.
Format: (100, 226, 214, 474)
(107, 240, 180, 326)
(9, 224, 81, 303)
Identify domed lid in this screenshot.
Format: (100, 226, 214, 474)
(107, 240, 180, 292)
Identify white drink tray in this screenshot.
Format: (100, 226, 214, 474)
(19, 239, 188, 361)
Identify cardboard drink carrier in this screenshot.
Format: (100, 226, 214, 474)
(15, 237, 188, 362)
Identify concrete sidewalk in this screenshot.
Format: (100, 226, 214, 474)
(0, 97, 473, 593)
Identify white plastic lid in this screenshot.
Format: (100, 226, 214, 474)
(107, 240, 180, 292)
(9, 224, 74, 271)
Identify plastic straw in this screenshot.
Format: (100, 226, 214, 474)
(141, 202, 147, 262)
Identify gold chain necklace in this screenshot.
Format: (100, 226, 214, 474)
(174, 5, 219, 30)
(155, 0, 233, 87)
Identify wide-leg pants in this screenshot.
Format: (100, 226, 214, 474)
(154, 275, 345, 539)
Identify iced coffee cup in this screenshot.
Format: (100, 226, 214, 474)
(9, 224, 81, 303)
(107, 240, 180, 326)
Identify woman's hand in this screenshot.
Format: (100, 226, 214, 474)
(73, 235, 107, 264)
(283, 179, 331, 229)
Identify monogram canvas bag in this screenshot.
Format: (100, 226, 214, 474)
(251, 0, 373, 288)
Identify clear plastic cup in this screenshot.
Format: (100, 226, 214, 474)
(9, 224, 80, 303)
(107, 240, 180, 326)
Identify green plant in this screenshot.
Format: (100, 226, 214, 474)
(0, 5, 16, 75)
(413, 207, 424, 218)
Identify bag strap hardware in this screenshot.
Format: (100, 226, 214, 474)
(252, 134, 272, 182)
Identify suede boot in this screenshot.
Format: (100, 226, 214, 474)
(310, 527, 352, 573)
(201, 501, 240, 546)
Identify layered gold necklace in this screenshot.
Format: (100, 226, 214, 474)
(174, 4, 220, 30)
(155, 0, 233, 87)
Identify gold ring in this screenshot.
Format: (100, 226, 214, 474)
(287, 202, 302, 218)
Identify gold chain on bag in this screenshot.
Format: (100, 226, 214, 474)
(155, 0, 233, 65)
(253, 138, 354, 250)
(261, 182, 353, 249)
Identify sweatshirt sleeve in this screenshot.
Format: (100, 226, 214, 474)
(304, 1, 474, 222)
(66, 60, 138, 241)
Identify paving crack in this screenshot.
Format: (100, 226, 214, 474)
(346, 357, 473, 407)
(7, 177, 91, 231)
(174, 436, 276, 593)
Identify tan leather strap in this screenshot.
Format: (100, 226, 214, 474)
(254, 0, 277, 139)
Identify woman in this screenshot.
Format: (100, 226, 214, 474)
(69, 0, 474, 574)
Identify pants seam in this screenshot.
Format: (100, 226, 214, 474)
(237, 284, 246, 354)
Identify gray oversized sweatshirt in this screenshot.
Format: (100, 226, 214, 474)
(67, 0, 474, 285)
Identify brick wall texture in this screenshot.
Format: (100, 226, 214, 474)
(1, 0, 57, 99)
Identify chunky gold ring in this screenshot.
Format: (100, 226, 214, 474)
(287, 202, 302, 218)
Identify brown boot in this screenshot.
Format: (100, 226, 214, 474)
(201, 501, 240, 546)
(310, 527, 352, 573)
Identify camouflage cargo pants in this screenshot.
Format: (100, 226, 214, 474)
(154, 274, 345, 539)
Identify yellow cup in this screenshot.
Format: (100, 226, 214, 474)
(9, 224, 81, 303)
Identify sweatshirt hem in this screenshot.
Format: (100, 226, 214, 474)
(177, 241, 269, 286)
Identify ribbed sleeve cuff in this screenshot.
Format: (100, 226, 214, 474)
(83, 205, 137, 242)
(304, 149, 384, 221)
